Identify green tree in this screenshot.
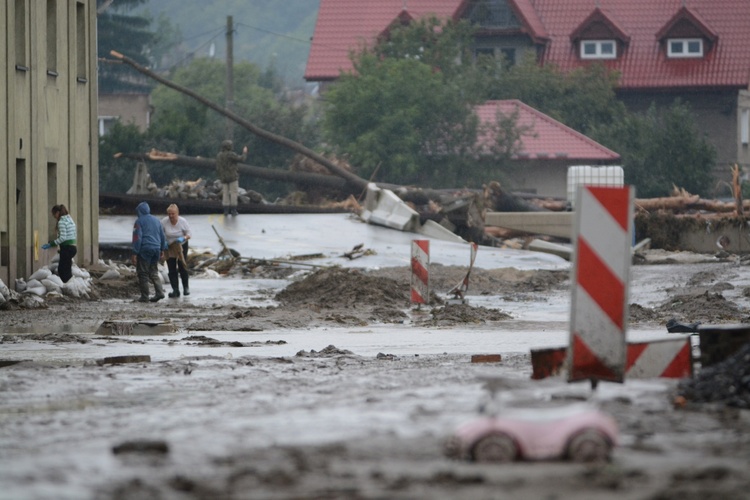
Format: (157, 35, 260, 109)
(591, 101, 716, 198)
(97, 0, 156, 92)
(99, 122, 149, 193)
(146, 58, 319, 197)
(323, 18, 497, 186)
(324, 54, 481, 186)
(485, 54, 626, 134)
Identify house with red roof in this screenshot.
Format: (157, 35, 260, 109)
(306, 0, 750, 190)
(476, 100, 619, 197)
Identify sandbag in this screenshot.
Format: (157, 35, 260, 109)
(41, 279, 63, 294)
(29, 268, 52, 281)
(100, 269, 121, 280)
(24, 286, 47, 296)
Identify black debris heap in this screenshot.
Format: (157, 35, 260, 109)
(678, 342, 750, 409)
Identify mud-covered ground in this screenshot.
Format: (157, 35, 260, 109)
(2, 252, 750, 499)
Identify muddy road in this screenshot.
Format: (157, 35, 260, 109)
(2, 252, 750, 499)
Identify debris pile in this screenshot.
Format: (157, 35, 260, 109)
(678, 342, 750, 408)
(275, 267, 409, 309)
(139, 176, 266, 206)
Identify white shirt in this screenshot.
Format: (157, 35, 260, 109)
(160, 216, 192, 244)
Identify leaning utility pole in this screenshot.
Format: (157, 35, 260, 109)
(225, 15, 235, 139)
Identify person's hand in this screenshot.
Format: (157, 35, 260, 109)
(41, 243, 51, 250)
(242, 146, 248, 154)
(131, 255, 137, 265)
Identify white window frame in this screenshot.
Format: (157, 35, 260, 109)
(98, 116, 118, 136)
(580, 40, 616, 60)
(667, 38, 703, 58)
(741, 109, 749, 146)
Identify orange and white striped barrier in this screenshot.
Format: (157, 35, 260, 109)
(532, 338, 693, 380)
(410, 240, 430, 305)
(568, 186, 634, 384)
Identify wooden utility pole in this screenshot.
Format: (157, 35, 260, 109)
(225, 15, 235, 139)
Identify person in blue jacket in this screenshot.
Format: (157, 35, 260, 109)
(132, 202, 168, 302)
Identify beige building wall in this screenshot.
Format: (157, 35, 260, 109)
(1, 0, 98, 286)
(505, 159, 619, 199)
(98, 93, 151, 134)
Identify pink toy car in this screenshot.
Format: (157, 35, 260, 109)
(445, 404, 618, 463)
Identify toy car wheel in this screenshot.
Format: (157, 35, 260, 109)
(566, 430, 611, 462)
(472, 433, 518, 463)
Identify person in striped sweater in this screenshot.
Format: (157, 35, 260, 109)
(42, 204, 77, 283)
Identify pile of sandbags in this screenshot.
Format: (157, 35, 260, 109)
(15, 264, 93, 300)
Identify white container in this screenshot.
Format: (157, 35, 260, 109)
(567, 166, 624, 207)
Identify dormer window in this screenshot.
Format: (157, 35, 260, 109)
(570, 8, 629, 61)
(580, 40, 616, 59)
(667, 38, 703, 58)
(656, 6, 716, 60)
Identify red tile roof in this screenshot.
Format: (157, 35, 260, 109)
(305, 0, 458, 81)
(534, 0, 750, 90)
(476, 100, 620, 161)
(306, 0, 750, 90)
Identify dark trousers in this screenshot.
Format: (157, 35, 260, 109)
(58, 245, 77, 283)
(167, 241, 189, 292)
(136, 253, 164, 298)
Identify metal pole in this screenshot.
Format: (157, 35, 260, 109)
(225, 15, 234, 139)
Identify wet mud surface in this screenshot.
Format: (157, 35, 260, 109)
(2, 254, 750, 498)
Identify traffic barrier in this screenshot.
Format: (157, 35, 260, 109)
(532, 338, 693, 380)
(626, 338, 693, 378)
(410, 239, 430, 305)
(568, 186, 634, 383)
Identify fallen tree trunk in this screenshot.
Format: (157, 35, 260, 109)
(116, 151, 350, 193)
(108, 50, 369, 193)
(635, 196, 750, 213)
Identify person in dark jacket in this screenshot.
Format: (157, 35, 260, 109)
(216, 139, 248, 216)
(132, 202, 168, 302)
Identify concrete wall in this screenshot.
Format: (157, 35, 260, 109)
(1, 0, 98, 286)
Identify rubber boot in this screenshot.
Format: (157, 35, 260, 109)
(137, 277, 150, 302)
(230, 206, 238, 216)
(168, 273, 180, 298)
(150, 276, 165, 302)
(181, 276, 190, 296)
(223, 206, 230, 216)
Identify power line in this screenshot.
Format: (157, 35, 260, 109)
(235, 22, 312, 46)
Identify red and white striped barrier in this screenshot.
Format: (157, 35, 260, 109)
(532, 338, 693, 380)
(410, 240, 430, 305)
(626, 338, 693, 379)
(568, 186, 634, 383)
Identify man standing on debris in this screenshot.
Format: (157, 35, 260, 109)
(41, 204, 77, 283)
(216, 139, 248, 216)
(132, 202, 168, 303)
(160, 203, 192, 298)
